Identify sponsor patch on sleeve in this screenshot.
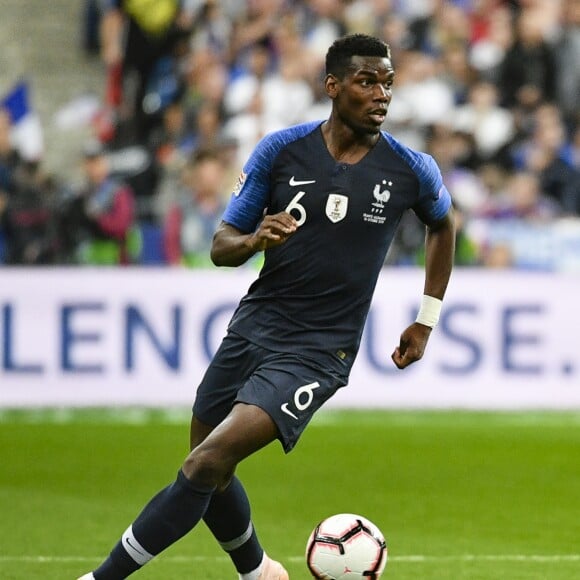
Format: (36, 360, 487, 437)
(233, 171, 247, 197)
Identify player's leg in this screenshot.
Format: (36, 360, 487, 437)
(197, 352, 347, 580)
(192, 415, 281, 579)
(80, 403, 279, 580)
(185, 334, 288, 578)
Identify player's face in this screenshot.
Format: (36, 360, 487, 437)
(329, 55, 395, 135)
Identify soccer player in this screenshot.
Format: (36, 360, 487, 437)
(79, 33, 455, 580)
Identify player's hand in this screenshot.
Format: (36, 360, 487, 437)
(391, 323, 432, 369)
(248, 212, 298, 252)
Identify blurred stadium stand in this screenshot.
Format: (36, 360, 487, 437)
(0, 0, 104, 177)
(0, 0, 578, 269)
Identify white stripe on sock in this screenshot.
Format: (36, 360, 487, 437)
(220, 521, 253, 552)
(121, 526, 154, 566)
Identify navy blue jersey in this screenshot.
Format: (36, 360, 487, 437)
(222, 121, 451, 375)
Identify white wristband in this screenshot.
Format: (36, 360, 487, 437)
(415, 295, 442, 328)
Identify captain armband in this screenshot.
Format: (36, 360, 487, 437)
(415, 295, 442, 328)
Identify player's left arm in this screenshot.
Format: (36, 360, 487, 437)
(391, 208, 455, 369)
(391, 149, 456, 369)
(423, 208, 455, 304)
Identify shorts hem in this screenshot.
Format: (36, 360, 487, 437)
(234, 396, 296, 453)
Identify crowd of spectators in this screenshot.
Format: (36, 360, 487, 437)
(0, 0, 579, 269)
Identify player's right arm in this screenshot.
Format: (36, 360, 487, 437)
(211, 213, 298, 267)
(213, 125, 319, 267)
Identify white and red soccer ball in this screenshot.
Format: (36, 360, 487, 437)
(306, 513, 387, 579)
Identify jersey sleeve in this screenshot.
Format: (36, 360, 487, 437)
(222, 121, 322, 233)
(382, 132, 452, 225)
(411, 152, 452, 224)
(221, 137, 275, 233)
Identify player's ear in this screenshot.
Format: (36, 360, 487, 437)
(325, 74, 339, 99)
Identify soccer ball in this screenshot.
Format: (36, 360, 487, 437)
(305, 513, 387, 579)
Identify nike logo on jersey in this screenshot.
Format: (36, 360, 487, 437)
(289, 176, 316, 186)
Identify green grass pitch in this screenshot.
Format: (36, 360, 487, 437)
(1, 409, 580, 579)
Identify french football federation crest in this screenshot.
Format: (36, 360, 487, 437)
(325, 194, 348, 223)
(364, 179, 392, 224)
(372, 180, 392, 212)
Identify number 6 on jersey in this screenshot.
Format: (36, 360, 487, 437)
(285, 191, 307, 226)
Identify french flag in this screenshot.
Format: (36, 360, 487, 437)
(1, 80, 44, 162)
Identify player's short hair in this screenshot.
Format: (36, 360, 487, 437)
(326, 34, 391, 79)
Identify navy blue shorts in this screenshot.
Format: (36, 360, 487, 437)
(192, 332, 348, 452)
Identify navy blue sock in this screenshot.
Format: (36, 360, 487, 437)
(203, 475, 264, 574)
(93, 470, 215, 579)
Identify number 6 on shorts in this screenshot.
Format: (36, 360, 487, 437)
(280, 381, 321, 420)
